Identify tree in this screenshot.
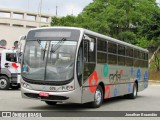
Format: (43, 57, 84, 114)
(51, 0, 160, 47)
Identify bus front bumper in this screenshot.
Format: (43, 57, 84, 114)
(21, 86, 82, 104)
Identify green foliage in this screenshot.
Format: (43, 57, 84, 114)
(51, 0, 160, 48)
(136, 37, 150, 48)
(119, 31, 137, 44)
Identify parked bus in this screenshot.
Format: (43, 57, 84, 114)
(21, 27, 148, 108)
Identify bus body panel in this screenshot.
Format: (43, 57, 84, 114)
(21, 80, 82, 103)
(21, 87, 82, 103)
(82, 63, 148, 99)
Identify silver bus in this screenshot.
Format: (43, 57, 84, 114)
(21, 27, 148, 108)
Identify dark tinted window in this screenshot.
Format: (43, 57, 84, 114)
(142, 53, 145, 60)
(84, 38, 96, 63)
(118, 56, 125, 65)
(89, 39, 96, 62)
(139, 52, 143, 59)
(83, 63, 95, 81)
(134, 50, 139, 58)
(108, 42, 117, 54)
(97, 40, 107, 52)
(84, 41, 89, 62)
(97, 52, 107, 63)
(126, 47, 133, 57)
(6, 53, 17, 62)
(134, 59, 139, 67)
(118, 45, 125, 55)
(145, 53, 148, 60)
(126, 57, 133, 66)
(83, 36, 96, 82)
(0, 53, 1, 67)
(108, 54, 117, 65)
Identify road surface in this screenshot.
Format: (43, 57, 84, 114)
(0, 85, 160, 119)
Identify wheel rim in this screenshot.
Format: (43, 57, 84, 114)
(0, 79, 7, 88)
(133, 84, 137, 97)
(95, 89, 102, 105)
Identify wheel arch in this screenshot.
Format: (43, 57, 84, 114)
(135, 80, 138, 91)
(98, 82, 105, 99)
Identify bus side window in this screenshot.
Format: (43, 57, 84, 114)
(77, 42, 83, 86)
(84, 41, 89, 62)
(83, 36, 96, 82)
(0, 53, 1, 69)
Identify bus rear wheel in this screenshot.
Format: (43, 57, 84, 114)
(45, 101, 57, 105)
(127, 82, 138, 99)
(90, 85, 103, 108)
(0, 76, 10, 90)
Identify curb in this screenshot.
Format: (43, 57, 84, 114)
(149, 80, 160, 83)
(149, 80, 160, 85)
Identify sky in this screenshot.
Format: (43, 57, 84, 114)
(0, 0, 93, 16)
(0, 0, 160, 17)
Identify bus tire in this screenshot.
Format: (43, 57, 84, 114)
(45, 101, 57, 105)
(0, 76, 10, 90)
(90, 85, 103, 108)
(128, 82, 138, 99)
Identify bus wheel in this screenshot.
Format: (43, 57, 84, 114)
(45, 101, 57, 105)
(128, 82, 138, 99)
(0, 76, 10, 90)
(91, 85, 103, 108)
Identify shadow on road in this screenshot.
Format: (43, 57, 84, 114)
(1, 89, 20, 91)
(26, 95, 145, 111)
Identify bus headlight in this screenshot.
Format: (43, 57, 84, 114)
(22, 82, 32, 89)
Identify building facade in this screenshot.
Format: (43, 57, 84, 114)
(0, 8, 52, 49)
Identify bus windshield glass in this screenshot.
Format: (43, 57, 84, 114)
(22, 29, 80, 83)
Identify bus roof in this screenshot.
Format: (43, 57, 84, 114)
(29, 26, 148, 52)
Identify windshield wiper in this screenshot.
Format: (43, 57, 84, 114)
(50, 38, 66, 53)
(36, 39, 47, 60)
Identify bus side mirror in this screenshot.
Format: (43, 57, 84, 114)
(20, 35, 26, 41)
(84, 35, 94, 52)
(89, 42, 94, 52)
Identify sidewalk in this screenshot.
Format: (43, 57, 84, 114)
(149, 80, 160, 85)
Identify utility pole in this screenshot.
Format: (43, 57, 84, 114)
(56, 6, 58, 16)
(71, 9, 73, 16)
(39, 0, 42, 27)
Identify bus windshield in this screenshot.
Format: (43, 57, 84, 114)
(22, 40, 77, 82)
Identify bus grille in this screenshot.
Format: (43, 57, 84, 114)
(24, 93, 69, 100)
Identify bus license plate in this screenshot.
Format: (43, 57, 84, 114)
(39, 92, 49, 97)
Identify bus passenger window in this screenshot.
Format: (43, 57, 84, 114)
(108, 42, 117, 54)
(84, 41, 89, 62)
(77, 44, 83, 85)
(84, 38, 96, 63)
(83, 36, 96, 82)
(97, 40, 107, 52)
(108, 54, 117, 65)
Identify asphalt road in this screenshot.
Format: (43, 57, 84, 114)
(0, 85, 160, 111)
(0, 85, 160, 119)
